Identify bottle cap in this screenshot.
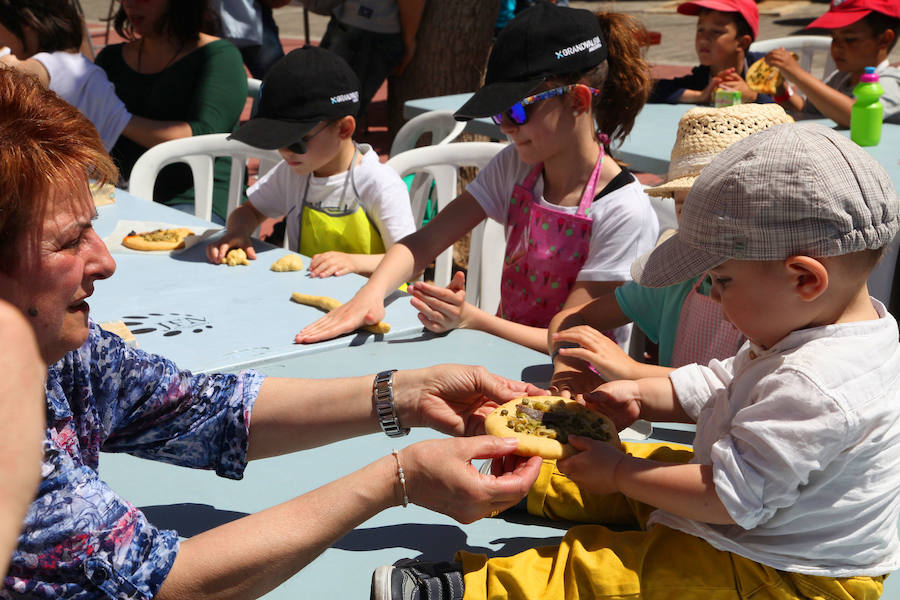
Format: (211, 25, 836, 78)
(860, 66, 879, 83)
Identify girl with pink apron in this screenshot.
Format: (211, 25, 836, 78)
(500, 137, 607, 331)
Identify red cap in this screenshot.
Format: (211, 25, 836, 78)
(677, 0, 760, 40)
(806, 0, 900, 30)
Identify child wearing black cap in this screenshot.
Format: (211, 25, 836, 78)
(297, 1, 659, 350)
(207, 46, 415, 277)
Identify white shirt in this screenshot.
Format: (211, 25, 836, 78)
(467, 143, 659, 283)
(32, 51, 131, 151)
(247, 144, 415, 253)
(652, 300, 900, 577)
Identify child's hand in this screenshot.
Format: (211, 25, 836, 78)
(294, 288, 385, 343)
(549, 359, 605, 398)
(581, 379, 643, 431)
(716, 70, 757, 102)
(206, 234, 257, 265)
(765, 48, 803, 81)
(556, 435, 626, 496)
(408, 271, 469, 333)
(308, 251, 358, 278)
(553, 326, 640, 382)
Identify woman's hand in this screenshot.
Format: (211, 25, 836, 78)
(555, 435, 625, 496)
(206, 233, 257, 265)
(408, 271, 469, 333)
(581, 379, 644, 431)
(308, 251, 359, 278)
(553, 325, 640, 382)
(401, 436, 542, 523)
(294, 287, 385, 343)
(393, 365, 546, 437)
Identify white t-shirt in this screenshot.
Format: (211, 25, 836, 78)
(247, 144, 415, 253)
(466, 143, 660, 282)
(653, 300, 900, 577)
(32, 51, 131, 151)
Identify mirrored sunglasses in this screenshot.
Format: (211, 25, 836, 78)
(491, 84, 601, 126)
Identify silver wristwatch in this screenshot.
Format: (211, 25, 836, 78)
(373, 370, 409, 438)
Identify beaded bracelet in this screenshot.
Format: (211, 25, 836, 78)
(392, 449, 409, 507)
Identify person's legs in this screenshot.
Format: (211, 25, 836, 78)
(239, 5, 285, 78)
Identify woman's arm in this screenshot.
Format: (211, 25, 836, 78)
(121, 116, 193, 148)
(295, 192, 487, 344)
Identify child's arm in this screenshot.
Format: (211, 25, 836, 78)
(206, 202, 266, 264)
(557, 437, 734, 524)
(766, 49, 854, 126)
(554, 325, 675, 382)
(295, 192, 487, 343)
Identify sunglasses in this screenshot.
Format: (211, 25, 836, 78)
(286, 121, 332, 155)
(491, 84, 601, 126)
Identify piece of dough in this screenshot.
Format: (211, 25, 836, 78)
(745, 56, 791, 95)
(484, 396, 622, 459)
(122, 228, 195, 251)
(91, 182, 116, 207)
(222, 248, 250, 266)
(290, 292, 391, 334)
(270, 254, 304, 272)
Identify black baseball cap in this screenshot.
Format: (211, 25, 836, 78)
(455, 1, 608, 121)
(229, 46, 361, 150)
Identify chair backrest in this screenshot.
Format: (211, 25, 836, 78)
(128, 133, 282, 223)
(390, 110, 468, 231)
(387, 142, 507, 313)
(749, 35, 835, 80)
(247, 77, 262, 118)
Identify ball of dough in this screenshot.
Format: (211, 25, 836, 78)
(222, 248, 250, 266)
(270, 254, 304, 272)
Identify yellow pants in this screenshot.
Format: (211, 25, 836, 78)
(457, 443, 885, 600)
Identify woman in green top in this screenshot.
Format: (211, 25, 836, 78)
(96, 0, 248, 223)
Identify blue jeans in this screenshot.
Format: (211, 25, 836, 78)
(239, 5, 285, 79)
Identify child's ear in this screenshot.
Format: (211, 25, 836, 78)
(569, 84, 594, 114)
(337, 115, 356, 139)
(877, 28, 895, 52)
(737, 34, 752, 53)
(785, 255, 828, 302)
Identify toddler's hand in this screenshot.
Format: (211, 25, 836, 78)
(408, 271, 468, 333)
(556, 435, 625, 495)
(206, 233, 257, 265)
(308, 251, 358, 278)
(553, 325, 638, 382)
(581, 379, 643, 431)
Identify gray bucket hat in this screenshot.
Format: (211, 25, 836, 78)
(632, 123, 899, 287)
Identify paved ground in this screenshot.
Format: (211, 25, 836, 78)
(76, 0, 900, 67)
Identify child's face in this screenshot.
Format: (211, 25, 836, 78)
(497, 88, 571, 165)
(695, 11, 744, 69)
(673, 189, 689, 223)
(707, 259, 800, 349)
(830, 20, 891, 74)
(278, 120, 345, 176)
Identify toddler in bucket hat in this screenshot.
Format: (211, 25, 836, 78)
(208, 45, 415, 279)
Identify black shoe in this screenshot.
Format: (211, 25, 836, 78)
(370, 559, 464, 600)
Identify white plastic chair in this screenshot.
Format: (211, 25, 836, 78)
(749, 35, 835, 80)
(387, 142, 507, 313)
(247, 77, 262, 118)
(129, 133, 282, 223)
(390, 110, 468, 231)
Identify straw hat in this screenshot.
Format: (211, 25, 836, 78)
(647, 103, 794, 197)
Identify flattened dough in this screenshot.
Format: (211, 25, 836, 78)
(290, 292, 391, 334)
(122, 228, 195, 251)
(484, 396, 622, 459)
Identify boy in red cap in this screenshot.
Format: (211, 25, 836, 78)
(765, 0, 900, 125)
(650, 0, 774, 104)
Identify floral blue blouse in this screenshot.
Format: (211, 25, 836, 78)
(2, 323, 264, 599)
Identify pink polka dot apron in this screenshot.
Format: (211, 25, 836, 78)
(499, 140, 606, 328)
(670, 278, 745, 368)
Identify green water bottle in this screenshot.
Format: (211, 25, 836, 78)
(850, 66, 884, 146)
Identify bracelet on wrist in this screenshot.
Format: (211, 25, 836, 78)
(373, 370, 409, 438)
(392, 449, 409, 507)
(773, 84, 794, 103)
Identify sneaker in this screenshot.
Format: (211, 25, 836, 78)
(370, 558, 464, 600)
